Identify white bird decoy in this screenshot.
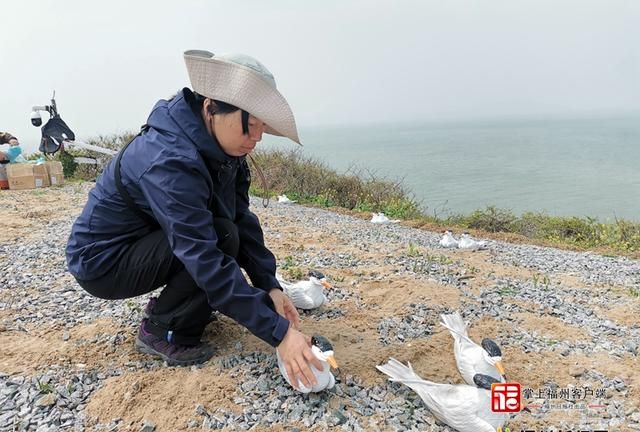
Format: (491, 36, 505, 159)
(440, 313, 506, 385)
(457, 232, 487, 250)
(377, 358, 509, 432)
(371, 212, 400, 224)
(277, 194, 296, 204)
(277, 335, 339, 393)
(276, 270, 331, 310)
(439, 230, 459, 248)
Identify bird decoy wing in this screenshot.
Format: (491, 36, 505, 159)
(471, 393, 509, 431)
(276, 273, 293, 291)
(456, 342, 490, 377)
(285, 288, 316, 309)
(276, 350, 311, 393)
(425, 386, 499, 432)
(307, 288, 326, 308)
(440, 316, 478, 349)
(283, 280, 326, 309)
(459, 418, 498, 432)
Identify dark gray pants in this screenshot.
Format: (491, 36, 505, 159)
(76, 218, 239, 345)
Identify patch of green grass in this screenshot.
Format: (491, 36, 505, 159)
(467, 265, 481, 275)
(497, 285, 517, 296)
(311, 193, 335, 208)
(124, 299, 141, 314)
(281, 255, 296, 270)
(36, 378, 54, 394)
(463, 206, 517, 233)
(423, 253, 454, 265)
(410, 253, 454, 274)
(58, 150, 79, 178)
(532, 273, 551, 290)
(248, 148, 421, 219)
(444, 207, 640, 254)
(407, 242, 422, 257)
(286, 267, 304, 281)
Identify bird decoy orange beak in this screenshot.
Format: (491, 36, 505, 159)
(326, 355, 339, 369)
(321, 280, 332, 289)
(495, 361, 506, 376)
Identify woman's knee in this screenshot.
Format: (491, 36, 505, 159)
(75, 277, 123, 300)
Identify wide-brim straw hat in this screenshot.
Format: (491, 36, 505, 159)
(184, 49, 301, 145)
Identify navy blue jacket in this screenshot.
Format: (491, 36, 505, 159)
(66, 88, 289, 347)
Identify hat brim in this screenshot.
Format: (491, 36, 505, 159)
(184, 51, 301, 145)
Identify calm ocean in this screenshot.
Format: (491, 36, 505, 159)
(264, 115, 640, 222)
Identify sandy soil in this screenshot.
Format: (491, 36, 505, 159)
(1, 184, 638, 431)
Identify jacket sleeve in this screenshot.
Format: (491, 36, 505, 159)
(234, 158, 282, 291)
(137, 155, 289, 347)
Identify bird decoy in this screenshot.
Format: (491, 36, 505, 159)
(377, 358, 509, 432)
(457, 232, 487, 250)
(277, 270, 331, 310)
(371, 212, 400, 224)
(278, 335, 339, 393)
(277, 194, 296, 204)
(440, 312, 506, 384)
(439, 230, 459, 248)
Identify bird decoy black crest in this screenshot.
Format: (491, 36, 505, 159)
(473, 373, 501, 390)
(308, 270, 326, 280)
(481, 338, 502, 357)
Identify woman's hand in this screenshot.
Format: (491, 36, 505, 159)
(269, 288, 300, 329)
(277, 327, 323, 390)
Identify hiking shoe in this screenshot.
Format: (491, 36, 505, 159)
(135, 319, 214, 366)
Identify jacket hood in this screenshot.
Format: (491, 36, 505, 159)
(146, 88, 234, 165)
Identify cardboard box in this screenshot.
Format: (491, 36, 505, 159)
(7, 163, 51, 190)
(0, 163, 9, 190)
(44, 161, 65, 186)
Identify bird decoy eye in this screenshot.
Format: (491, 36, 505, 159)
(311, 335, 333, 352)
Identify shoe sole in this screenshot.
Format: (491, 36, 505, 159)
(135, 338, 214, 367)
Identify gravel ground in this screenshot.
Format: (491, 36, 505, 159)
(1, 188, 639, 431)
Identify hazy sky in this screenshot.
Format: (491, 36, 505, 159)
(1, 0, 638, 153)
